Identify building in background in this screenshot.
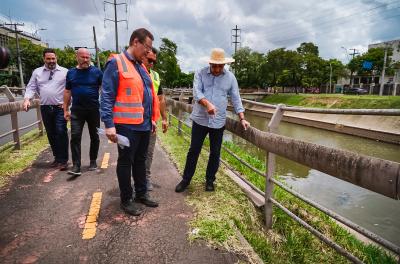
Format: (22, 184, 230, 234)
(0, 25, 48, 47)
(337, 39, 400, 95)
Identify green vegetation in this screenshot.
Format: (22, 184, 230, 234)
(262, 93, 400, 109)
(158, 117, 396, 263)
(0, 129, 48, 188)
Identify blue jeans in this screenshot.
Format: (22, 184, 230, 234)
(40, 105, 69, 163)
(182, 121, 225, 184)
(115, 125, 150, 203)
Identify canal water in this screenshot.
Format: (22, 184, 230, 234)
(174, 107, 400, 246)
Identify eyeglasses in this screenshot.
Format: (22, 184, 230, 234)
(141, 41, 152, 51)
(48, 71, 54, 80)
(148, 59, 156, 65)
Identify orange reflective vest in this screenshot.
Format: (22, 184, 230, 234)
(110, 53, 160, 125)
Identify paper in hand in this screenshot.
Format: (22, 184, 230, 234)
(97, 128, 130, 148)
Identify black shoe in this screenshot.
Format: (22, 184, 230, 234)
(120, 199, 144, 216)
(68, 165, 81, 176)
(88, 160, 98, 171)
(205, 182, 215, 192)
(134, 194, 158, 207)
(147, 181, 154, 191)
(58, 162, 68, 171)
(175, 180, 189, 193)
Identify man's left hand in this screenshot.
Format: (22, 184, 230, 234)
(162, 119, 168, 133)
(152, 120, 157, 134)
(240, 119, 250, 131)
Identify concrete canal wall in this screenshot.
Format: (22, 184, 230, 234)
(234, 101, 400, 145)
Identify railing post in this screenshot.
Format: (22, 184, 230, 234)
(2, 86, 21, 149)
(177, 92, 184, 135)
(168, 104, 172, 127)
(265, 103, 285, 229)
(35, 101, 43, 136)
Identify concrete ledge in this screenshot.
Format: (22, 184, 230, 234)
(234, 101, 400, 145)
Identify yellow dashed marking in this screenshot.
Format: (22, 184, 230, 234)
(82, 192, 102, 240)
(101, 152, 110, 169)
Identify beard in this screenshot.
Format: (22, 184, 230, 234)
(46, 62, 56, 70)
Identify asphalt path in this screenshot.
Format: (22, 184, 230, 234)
(0, 128, 239, 263)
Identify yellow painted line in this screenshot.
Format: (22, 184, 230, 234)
(101, 152, 110, 169)
(82, 192, 102, 240)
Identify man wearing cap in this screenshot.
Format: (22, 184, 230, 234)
(175, 48, 250, 193)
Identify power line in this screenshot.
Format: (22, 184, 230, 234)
(264, 0, 399, 39)
(231, 25, 241, 54)
(268, 9, 400, 45)
(262, 1, 400, 44)
(104, 0, 127, 52)
(3, 22, 25, 88)
(92, 0, 103, 20)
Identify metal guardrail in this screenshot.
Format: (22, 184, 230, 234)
(0, 85, 43, 149)
(166, 97, 400, 263)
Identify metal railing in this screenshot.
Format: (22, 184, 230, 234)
(166, 97, 400, 263)
(0, 85, 43, 149)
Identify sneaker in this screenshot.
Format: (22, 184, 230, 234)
(205, 182, 215, 192)
(120, 199, 144, 216)
(134, 194, 158, 207)
(88, 160, 98, 171)
(68, 165, 81, 176)
(175, 180, 189, 193)
(58, 162, 68, 171)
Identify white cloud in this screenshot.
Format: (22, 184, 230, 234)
(1, 0, 399, 72)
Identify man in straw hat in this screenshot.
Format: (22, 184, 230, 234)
(175, 48, 250, 193)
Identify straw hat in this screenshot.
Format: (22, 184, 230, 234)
(208, 48, 235, 64)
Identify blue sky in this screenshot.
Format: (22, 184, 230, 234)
(1, 0, 399, 72)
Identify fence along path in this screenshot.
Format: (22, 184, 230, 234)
(166, 97, 400, 263)
(0, 86, 43, 149)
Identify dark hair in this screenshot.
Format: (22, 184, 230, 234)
(151, 47, 158, 55)
(43, 48, 56, 57)
(129, 28, 154, 46)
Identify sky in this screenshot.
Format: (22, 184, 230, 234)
(1, 0, 399, 72)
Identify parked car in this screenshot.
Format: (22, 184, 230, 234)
(344, 88, 368, 95)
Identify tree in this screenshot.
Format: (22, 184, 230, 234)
(231, 47, 265, 88)
(297, 42, 319, 56)
(155, 38, 181, 87)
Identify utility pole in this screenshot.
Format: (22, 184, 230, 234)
(104, 0, 127, 53)
(379, 47, 388, 96)
(348, 48, 359, 88)
(231, 25, 241, 54)
(329, 62, 332, 94)
(93, 26, 101, 69)
(5, 22, 25, 88)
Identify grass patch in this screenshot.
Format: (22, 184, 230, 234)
(158, 117, 396, 263)
(0, 129, 49, 188)
(262, 94, 400, 109)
